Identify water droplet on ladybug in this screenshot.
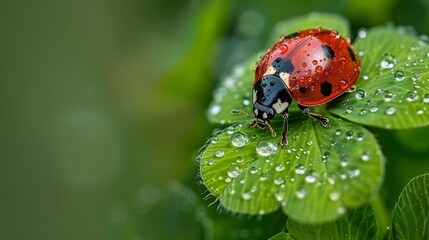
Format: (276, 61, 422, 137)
(339, 79, 348, 90)
(302, 62, 307, 68)
(278, 44, 288, 54)
(312, 60, 318, 65)
(270, 81, 275, 86)
(315, 66, 323, 73)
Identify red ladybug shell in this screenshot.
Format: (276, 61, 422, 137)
(254, 28, 361, 106)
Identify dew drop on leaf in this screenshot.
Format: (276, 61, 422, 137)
(215, 150, 225, 158)
(259, 173, 268, 181)
(295, 164, 306, 174)
(329, 191, 341, 201)
(295, 187, 307, 199)
(340, 155, 350, 167)
(386, 106, 397, 115)
(256, 140, 278, 156)
(349, 167, 361, 178)
(355, 89, 366, 99)
(394, 70, 405, 81)
(242, 190, 252, 200)
(380, 54, 396, 69)
(305, 170, 318, 183)
(237, 156, 244, 163)
(356, 132, 364, 141)
(345, 131, 353, 140)
(346, 106, 354, 113)
(406, 91, 419, 102)
(361, 151, 371, 161)
(208, 158, 215, 165)
(227, 164, 240, 178)
(412, 72, 421, 81)
(370, 107, 379, 113)
(250, 166, 258, 174)
(335, 129, 342, 135)
(275, 163, 285, 172)
(274, 176, 285, 185)
(231, 132, 249, 147)
(423, 94, 429, 103)
(274, 189, 285, 202)
(383, 91, 395, 102)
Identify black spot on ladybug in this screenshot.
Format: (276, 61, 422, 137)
(284, 32, 299, 39)
(320, 81, 333, 96)
(299, 87, 307, 93)
(272, 58, 295, 73)
(321, 44, 335, 59)
(348, 47, 356, 62)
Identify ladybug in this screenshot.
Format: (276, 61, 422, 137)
(233, 28, 361, 147)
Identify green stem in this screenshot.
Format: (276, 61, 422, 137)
(371, 194, 391, 238)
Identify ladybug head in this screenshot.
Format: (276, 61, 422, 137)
(231, 106, 277, 137)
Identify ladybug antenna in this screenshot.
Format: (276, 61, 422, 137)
(231, 109, 255, 119)
(264, 120, 277, 137)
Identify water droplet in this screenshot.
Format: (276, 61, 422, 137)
(339, 79, 348, 90)
(386, 106, 396, 115)
(295, 164, 306, 174)
(329, 191, 341, 201)
(278, 44, 288, 54)
(231, 132, 249, 147)
(346, 131, 353, 140)
(406, 91, 419, 102)
(237, 156, 244, 163)
(335, 129, 342, 136)
(274, 176, 285, 185)
(274, 189, 285, 202)
(259, 173, 268, 181)
(322, 151, 330, 160)
(315, 66, 323, 73)
(337, 206, 346, 215)
(361, 151, 371, 161)
(306, 140, 313, 146)
(417, 109, 424, 115)
(305, 171, 318, 183)
(209, 104, 221, 116)
(208, 158, 215, 165)
(356, 132, 364, 141)
(256, 140, 278, 156)
(358, 28, 367, 38)
(383, 91, 395, 102)
(226, 127, 234, 134)
(210, 137, 218, 144)
(349, 167, 361, 178)
(375, 88, 383, 95)
(242, 190, 252, 200)
(423, 94, 429, 103)
(340, 155, 350, 167)
(224, 177, 232, 183)
(215, 150, 225, 158)
(346, 106, 354, 113)
(295, 187, 307, 199)
(227, 164, 240, 178)
(370, 107, 379, 113)
(275, 163, 285, 172)
(243, 99, 250, 106)
(394, 70, 405, 81)
(250, 166, 258, 174)
(362, 73, 369, 80)
(412, 72, 421, 81)
(380, 54, 396, 69)
(355, 89, 366, 99)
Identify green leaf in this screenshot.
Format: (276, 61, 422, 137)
(268, 232, 294, 240)
(329, 26, 429, 129)
(199, 115, 384, 223)
(286, 203, 378, 239)
(270, 12, 350, 43)
(392, 173, 429, 239)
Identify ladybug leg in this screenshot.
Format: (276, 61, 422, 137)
(280, 111, 289, 147)
(298, 105, 330, 128)
(249, 120, 258, 128)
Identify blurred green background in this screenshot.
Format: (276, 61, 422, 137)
(1, 0, 429, 239)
